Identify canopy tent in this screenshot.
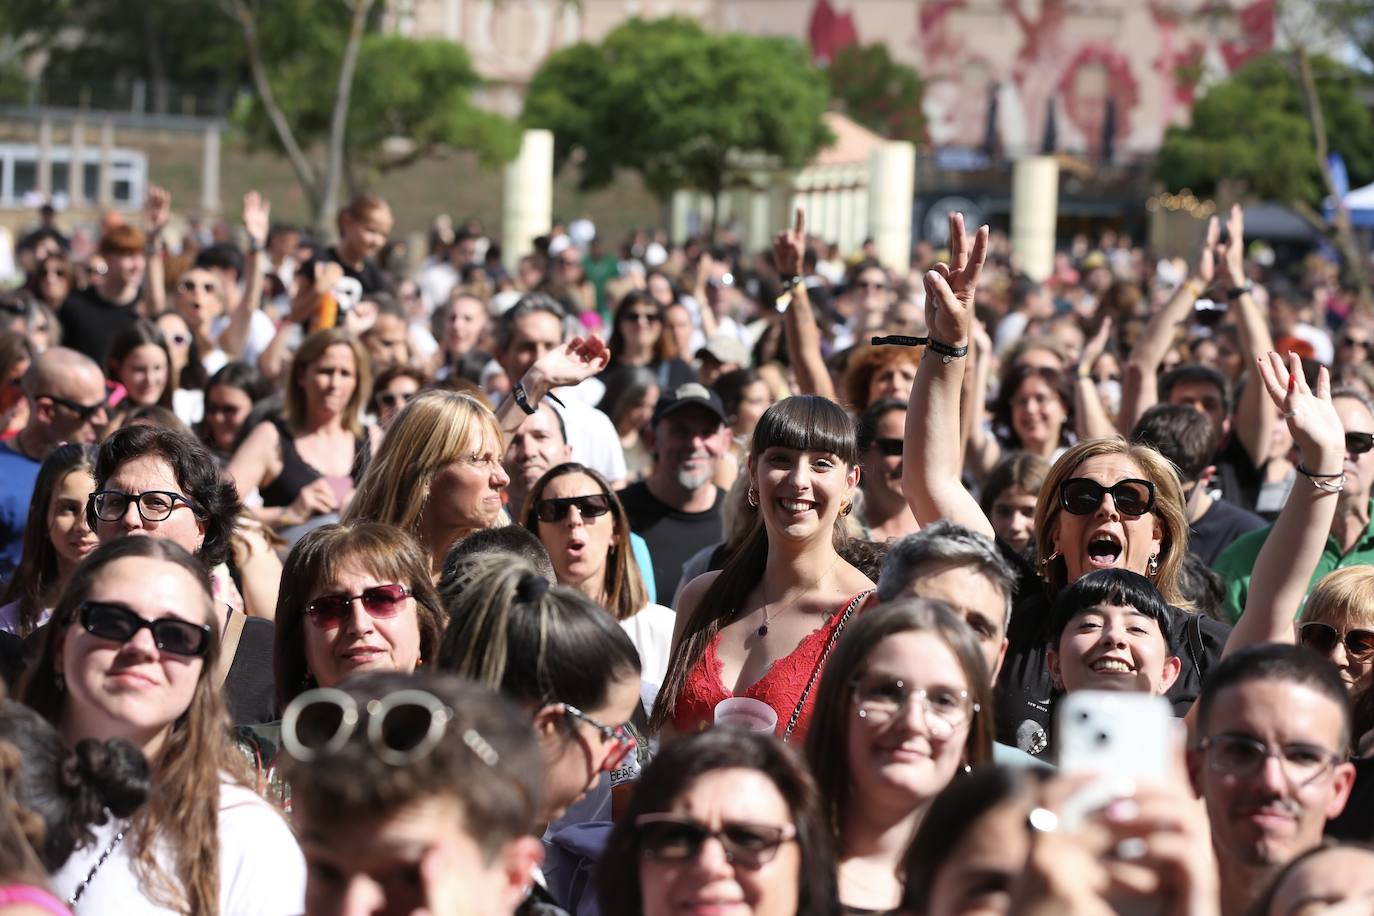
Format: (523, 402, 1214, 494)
(1324, 181, 1374, 229)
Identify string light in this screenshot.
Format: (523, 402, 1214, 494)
(1144, 190, 1216, 218)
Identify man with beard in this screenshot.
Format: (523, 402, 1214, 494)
(618, 383, 728, 600)
(1189, 643, 1355, 916)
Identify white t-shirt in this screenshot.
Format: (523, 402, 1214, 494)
(53, 781, 306, 915)
(212, 310, 277, 368)
(0, 598, 47, 635)
(551, 397, 627, 484)
(618, 602, 675, 714)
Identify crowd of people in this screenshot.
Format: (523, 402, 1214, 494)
(0, 179, 1369, 916)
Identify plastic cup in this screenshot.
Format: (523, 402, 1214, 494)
(713, 697, 779, 734)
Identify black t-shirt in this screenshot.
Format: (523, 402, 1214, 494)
(310, 246, 389, 295)
(619, 482, 725, 601)
(59, 285, 143, 365)
(1213, 435, 1263, 515)
(225, 616, 277, 726)
(1190, 498, 1267, 567)
(0, 630, 26, 691)
(1327, 756, 1374, 842)
(995, 541, 1232, 758)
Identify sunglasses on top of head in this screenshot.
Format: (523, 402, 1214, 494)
(305, 583, 411, 628)
(1058, 478, 1156, 517)
(534, 494, 612, 523)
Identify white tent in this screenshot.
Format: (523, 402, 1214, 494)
(1325, 181, 1374, 228)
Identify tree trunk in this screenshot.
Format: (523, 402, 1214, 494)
(142, 8, 170, 114)
(318, 0, 374, 236)
(225, 0, 322, 223)
(1293, 47, 1373, 308)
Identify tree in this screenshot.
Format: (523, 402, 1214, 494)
(1154, 51, 1374, 298)
(523, 16, 832, 233)
(827, 42, 925, 143)
(225, 0, 518, 235)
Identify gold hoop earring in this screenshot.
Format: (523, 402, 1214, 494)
(840, 501, 853, 517)
(747, 487, 758, 508)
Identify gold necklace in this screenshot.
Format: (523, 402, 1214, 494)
(756, 558, 837, 638)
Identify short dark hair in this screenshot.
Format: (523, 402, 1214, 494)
(1131, 403, 1218, 482)
(1050, 568, 1174, 649)
(494, 292, 568, 353)
(1196, 643, 1353, 749)
(1159, 363, 1232, 415)
(855, 398, 907, 451)
(91, 424, 242, 569)
(991, 364, 1073, 449)
(194, 243, 245, 281)
(441, 525, 556, 588)
(877, 522, 1016, 625)
(711, 368, 764, 420)
(599, 729, 838, 916)
(284, 671, 543, 859)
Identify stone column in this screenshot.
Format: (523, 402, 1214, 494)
(97, 118, 115, 208)
(201, 123, 222, 217)
(868, 141, 916, 273)
(501, 129, 554, 272)
(1011, 155, 1060, 281)
(36, 116, 53, 200)
(670, 189, 695, 244)
(68, 119, 86, 205)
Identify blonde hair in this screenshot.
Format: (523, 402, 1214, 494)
(1303, 567, 1374, 629)
(344, 390, 502, 534)
(1032, 437, 1191, 608)
(287, 328, 370, 438)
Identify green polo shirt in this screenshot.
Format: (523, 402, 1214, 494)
(1214, 503, 1374, 623)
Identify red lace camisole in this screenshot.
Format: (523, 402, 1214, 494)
(672, 590, 873, 743)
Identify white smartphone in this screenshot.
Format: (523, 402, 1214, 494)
(1056, 691, 1175, 828)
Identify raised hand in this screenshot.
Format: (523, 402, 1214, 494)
(243, 191, 271, 251)
(532, 335, 610, 390)
(771, 207, 806, 278)
(1194, 216, 1219, 287)
(143, 185, 171, 236)
(1256, 350, 1343, 474)
(1218, 203, 1245, 287)
(1079, 316, 1114, 376)
(923, 212, 988, 348)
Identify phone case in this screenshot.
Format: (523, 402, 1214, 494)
(1056, 691, 1174, 828)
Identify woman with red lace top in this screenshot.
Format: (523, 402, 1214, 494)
(650, 395, 876, 743)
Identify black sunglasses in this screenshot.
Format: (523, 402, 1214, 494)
(1346, 432, 1374, 456)
(79, 600, 211, 657)
(534, 494, 612, 523)
(41, 393, 108, 423)
(1058, 478, 1156, 517)
(636, 814, 797, 869)
(1300, 621, 1374, 659)
(376, 390, 416, 410)
(871, 437, 903, 458)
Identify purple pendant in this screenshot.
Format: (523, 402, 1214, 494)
(757, 624, 768, 637)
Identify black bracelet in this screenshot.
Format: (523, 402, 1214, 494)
(871, 335, 969, 362)
(1296, 462, 1344, 478)
(512, 384, 537, 415)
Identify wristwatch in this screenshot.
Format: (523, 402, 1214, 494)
(1226, 281, 1254, 300)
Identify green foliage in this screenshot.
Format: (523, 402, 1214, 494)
(236, 32, 520, 172)
(827, 43, 925, 143)
(1153, 53, 1374, 207)
(523, 16, 832, 201)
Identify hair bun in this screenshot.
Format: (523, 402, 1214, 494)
(515, 573, 550, 604)
(73, 739, 151, 819)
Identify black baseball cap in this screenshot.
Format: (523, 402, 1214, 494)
(651, 382, 727, 426)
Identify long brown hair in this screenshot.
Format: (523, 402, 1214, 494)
(648, 395, 858, 734)
(1, 443, 96, 636)
(803, 599, 994, 842)
(520, 463, 647, 620)
(287, 327, 369, 437)
(20, 537, 240, 915)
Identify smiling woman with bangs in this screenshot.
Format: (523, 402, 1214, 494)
(651, 395, 876, 743)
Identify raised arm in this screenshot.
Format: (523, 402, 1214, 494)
(1219, 205, 1278, 469)
(221, 191, 270, 359)
(773, 208, 835, 401)
(1224, 352, 1343, 657)
(903, 212, 994, 536)
(495, 335, 610, 436)
(1117, 218, 1217, 434)
(143, 186, 171, 317)
(1074, 317, 1119, 441)
(961, 321, 1000, 480)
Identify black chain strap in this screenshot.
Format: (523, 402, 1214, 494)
(781, 590, 872, 742)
